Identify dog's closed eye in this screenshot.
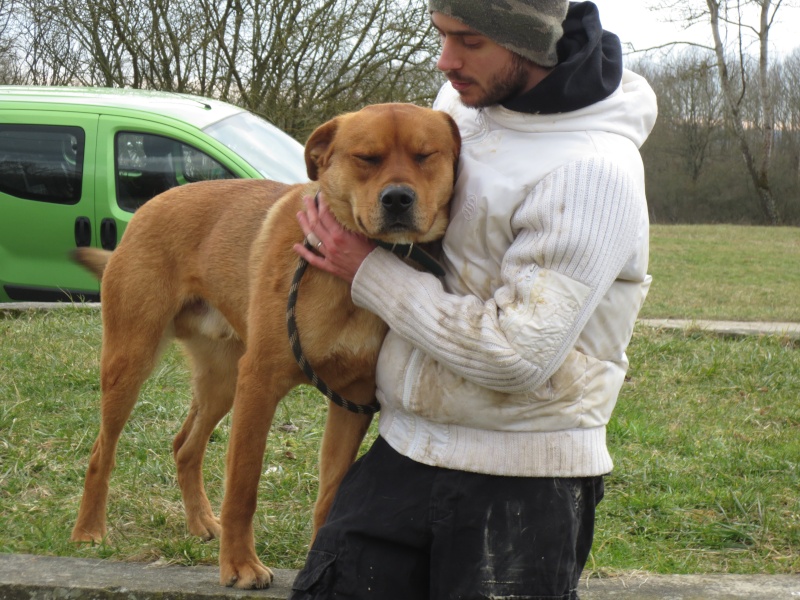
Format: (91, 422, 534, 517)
(354, 154, 382, 166)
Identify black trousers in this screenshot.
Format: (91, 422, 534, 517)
(290, 436, 604, 600)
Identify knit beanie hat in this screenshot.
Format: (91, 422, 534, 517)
(428, 0, 569, 67)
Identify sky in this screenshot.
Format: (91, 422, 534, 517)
(590, 0, 800, 59)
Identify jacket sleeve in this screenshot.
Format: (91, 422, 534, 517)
(351, 156, 644, 395)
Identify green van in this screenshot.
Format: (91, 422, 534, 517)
(0, 86, 307, 302)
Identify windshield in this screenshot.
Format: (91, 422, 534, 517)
(204, 111, 307, 184)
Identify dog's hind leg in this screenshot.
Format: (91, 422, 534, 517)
(173, 334, 243, 540)
(71, 299, 176, 544)
(311, 379, 374, 542)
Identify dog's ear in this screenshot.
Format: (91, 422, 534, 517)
(304, 118, 339, 181)
(439, 111, 462, 178)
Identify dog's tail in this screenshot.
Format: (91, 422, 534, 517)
(71, 247, 113, 280)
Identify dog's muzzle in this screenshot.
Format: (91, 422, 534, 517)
(380, 184, 416, 216)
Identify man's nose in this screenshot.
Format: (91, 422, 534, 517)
(436, 37, 462, 72)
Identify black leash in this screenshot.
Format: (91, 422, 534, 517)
(286, 239, 444, 415)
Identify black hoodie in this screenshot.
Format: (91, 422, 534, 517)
(501, 1, 623, 115)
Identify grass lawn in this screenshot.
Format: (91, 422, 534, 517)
(0, 224, 798, 574)
(643, 224, 800, 322)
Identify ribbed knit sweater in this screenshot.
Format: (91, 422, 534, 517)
(350, 71, 658, 477)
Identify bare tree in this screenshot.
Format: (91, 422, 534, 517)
(0, 0, 16, 82)
(643, 50, 722, 183)
(197, 0, 439, 138)
(650, 0, 797, 224)
(707, 0, 781, 223)
(778, 49, 800, 187)
(9, 0, 440, 140)
(634, 53, 746, 224)
(768, 49, 800, 221)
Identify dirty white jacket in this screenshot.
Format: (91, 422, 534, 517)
(351, 70, 658, 477)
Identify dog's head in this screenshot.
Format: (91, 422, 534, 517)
(304, 103, 461, 244)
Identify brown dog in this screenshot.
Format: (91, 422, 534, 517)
(69, 103, 460, 589)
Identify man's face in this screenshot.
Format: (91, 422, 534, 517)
(431, 11, 539, 108)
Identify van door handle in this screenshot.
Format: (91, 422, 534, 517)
(74, 216, 91, 247)
(100, 218, 118, 250)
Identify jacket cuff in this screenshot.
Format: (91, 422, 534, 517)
(352, 246, 417, 315)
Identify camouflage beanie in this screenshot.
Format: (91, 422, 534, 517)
(428, 0, 569, 67)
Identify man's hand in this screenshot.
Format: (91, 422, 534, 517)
(294, 193, 376, 284)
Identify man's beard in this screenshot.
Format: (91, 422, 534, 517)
(449, 54, 530, 109)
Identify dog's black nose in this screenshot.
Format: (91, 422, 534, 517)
(380, 185, 416, 215)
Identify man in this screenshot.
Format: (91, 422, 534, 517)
(290, 1, 657, 598)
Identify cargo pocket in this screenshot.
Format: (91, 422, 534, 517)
(291, 550, 337, 594)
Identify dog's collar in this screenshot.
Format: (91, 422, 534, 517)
(372, 241, 445, 278)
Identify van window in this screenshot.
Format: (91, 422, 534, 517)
(204, 111, 307, 183)
(115, 132, 236, 212)
(0, 124, 84, 204)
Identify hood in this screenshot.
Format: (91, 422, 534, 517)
(502, 1, 623, 115)
(483, 69, 658, 149)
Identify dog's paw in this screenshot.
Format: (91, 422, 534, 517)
(220, 558, 274, 589)
(188, 514, 222, 541)
(70, 526, 106, 544)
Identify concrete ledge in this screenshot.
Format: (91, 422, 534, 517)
(638, 318, 800, 340)
(0, 554, 294, 600)
(2, 554, 800, 600)
(580, 572, 800, 599)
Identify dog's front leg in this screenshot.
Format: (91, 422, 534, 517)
(218, 354, 284, 589)
(312, 380, 375, 543)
